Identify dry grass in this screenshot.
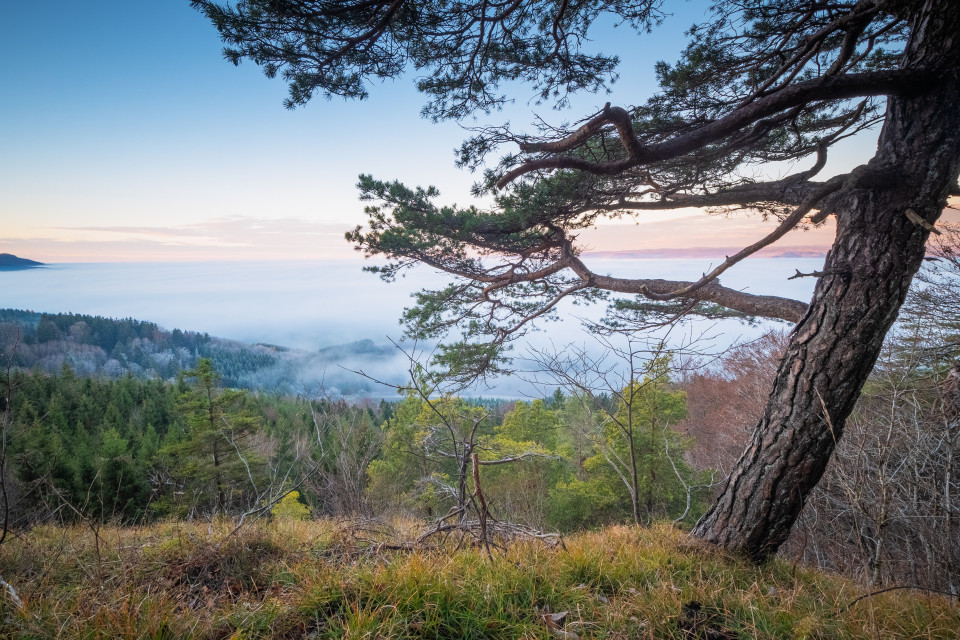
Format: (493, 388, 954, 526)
(0, 519, 957, 639)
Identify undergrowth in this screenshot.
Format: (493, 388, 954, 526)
(0, 520, 956, 639)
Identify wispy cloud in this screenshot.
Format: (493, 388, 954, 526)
(61, 215, 347, 240)
(9, 204, 959, 264)
(5, 216, 358, 262)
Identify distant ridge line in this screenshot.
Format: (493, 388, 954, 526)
(583, 246, 829, 259)
(0, 253, 45, 269)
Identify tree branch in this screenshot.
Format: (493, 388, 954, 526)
(605, 177, 845, 302)
(565, 255, 808, 323)
(477, 451, 553, 465)
(498, 69, 931, 188)
(579, 144, 833, 213)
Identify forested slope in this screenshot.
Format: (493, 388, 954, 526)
(0, 309, 401, 395)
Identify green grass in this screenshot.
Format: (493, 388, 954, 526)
(0, 520, 956, 639)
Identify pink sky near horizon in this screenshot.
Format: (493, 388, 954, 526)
(5, 202, 957, 264)
(0, 209, 821, 263)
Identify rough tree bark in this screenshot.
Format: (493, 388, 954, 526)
(692, 1, 960, 560)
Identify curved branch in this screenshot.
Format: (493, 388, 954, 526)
(519, 103, 644, 158)
(477, 452, 552, 465)
(498, 68, 931, 188)
(619, 177, 846, 301)
(582, 145, 834, 214)
(566, 257, 808, 323)
(391, 229, 809, 324)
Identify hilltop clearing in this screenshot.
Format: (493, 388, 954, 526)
(0, 521, 956, 639)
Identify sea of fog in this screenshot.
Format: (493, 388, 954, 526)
(0, 257, 825, 396)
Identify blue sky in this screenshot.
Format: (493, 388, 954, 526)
(1, 1, 861, 262)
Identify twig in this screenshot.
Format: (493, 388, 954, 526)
(905, 208, 941, 235)
(839, 585, 960, 613)
(788, 267, 851, 280)
(0, 575, 22, 609)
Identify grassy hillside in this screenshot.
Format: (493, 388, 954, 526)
(0, 521, 956, 639)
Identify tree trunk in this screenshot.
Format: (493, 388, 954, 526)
(213, 439, 225, 514)
(628, 428, 642, 525)
(692, 1, 960, 561)
(945, 364, 960, 595)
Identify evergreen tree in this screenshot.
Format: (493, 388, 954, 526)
(164, 359, 263, 516)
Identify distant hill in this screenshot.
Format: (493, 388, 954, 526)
(0, 308, 408, 396)
(0, 253, 45, 270)
(318, 338, 396, 361)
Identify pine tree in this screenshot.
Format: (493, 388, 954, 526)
(195, 0, 960, 559)
(165, 359, 263, 516)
